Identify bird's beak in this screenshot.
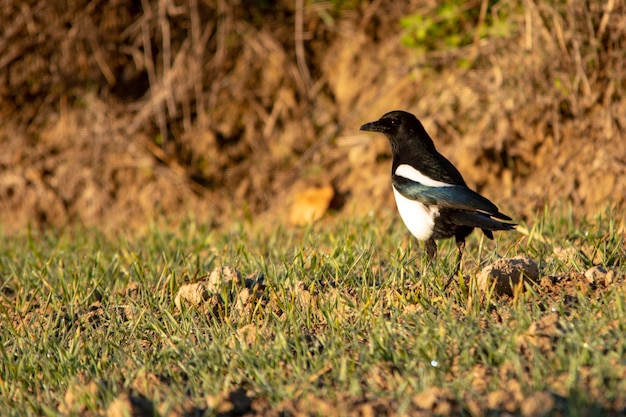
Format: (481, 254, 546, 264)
(359, 120, 385, 133)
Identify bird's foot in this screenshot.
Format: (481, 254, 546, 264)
(442, 273, 456, 291)
(442, 262, 462, 291)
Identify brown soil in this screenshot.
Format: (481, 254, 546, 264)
(1, 1, 625, 234)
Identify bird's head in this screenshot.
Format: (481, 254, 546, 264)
(359, 110, 416, 136)
(360, 110, 433, 152)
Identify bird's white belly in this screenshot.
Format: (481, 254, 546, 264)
(393, 188, 439, 241)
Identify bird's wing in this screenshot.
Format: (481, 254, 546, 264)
(392, 174, 512, 220)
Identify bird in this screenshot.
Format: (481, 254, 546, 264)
(360, 110, 516, 287)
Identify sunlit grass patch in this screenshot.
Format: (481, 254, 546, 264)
(0, 210, 624, 415)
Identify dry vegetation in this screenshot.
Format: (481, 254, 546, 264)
(0, 0, 625, 232)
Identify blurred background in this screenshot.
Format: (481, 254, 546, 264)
(1, 0, 624, 234)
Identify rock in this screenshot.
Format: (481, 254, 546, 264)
(477, 256, 540, 296)
(289, 185, 334, 226)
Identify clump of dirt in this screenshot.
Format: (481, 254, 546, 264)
(206, 388, 254, 416)
(1, 1, 625, 234)
(174, 266, 266, 316)
(537, 267, 624, 307)
(517, 312, 566, 356)
(411, 386, 458, 415)
(59, 380, 104, 415)
(477, 255, 540, 295)
(584, 266, 616, 287)
(106, 393, 156, 417)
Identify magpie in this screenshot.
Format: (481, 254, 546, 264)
(360, 110, 516, 285)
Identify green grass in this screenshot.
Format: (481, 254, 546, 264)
(0, 210, 624, 416)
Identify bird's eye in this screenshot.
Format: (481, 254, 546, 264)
(389, 119, 400, 126)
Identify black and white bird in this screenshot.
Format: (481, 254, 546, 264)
(360, 110, 515, 282)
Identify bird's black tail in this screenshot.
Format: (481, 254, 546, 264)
(451, 211, 516, 240)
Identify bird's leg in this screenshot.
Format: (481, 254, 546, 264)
(424, 238, 437, 269)
(453, 239, 465, 275)
(443, 239, 465, 290)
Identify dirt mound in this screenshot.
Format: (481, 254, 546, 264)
(1, 1, 625, 234)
